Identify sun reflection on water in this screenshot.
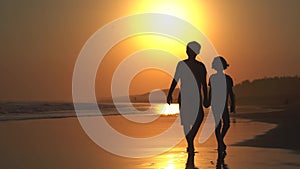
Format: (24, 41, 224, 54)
(158, 103, 180, 115)
(165, 163, 176, 169)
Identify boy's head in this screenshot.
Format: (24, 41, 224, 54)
(186, 41, 201, 59)
(212, 56, 229, 71)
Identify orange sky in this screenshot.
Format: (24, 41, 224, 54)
(0, 0, 300, 101)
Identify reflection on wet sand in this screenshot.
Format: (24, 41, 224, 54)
(184, 151, 230, 169)
(216, 150, 229, 169)
(185, 152, 197, 169)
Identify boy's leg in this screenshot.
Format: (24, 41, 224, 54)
(183, 112, 204, 152)
(189, 112, 204, 141)
(187, 111, 204, 152)
(180, 102, 194, 152)
(184, 125, 194, 152)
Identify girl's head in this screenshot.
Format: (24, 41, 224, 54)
(212, 56, 229, 71)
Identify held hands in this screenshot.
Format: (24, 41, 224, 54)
(167, 94, 172, 105)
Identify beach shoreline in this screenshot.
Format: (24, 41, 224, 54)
(233, 102, 300, 154)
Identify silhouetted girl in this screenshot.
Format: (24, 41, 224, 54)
(208, 56, 236, 154)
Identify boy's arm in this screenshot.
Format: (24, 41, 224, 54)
(167, 62, 180, 105)
(201, 67, 209, 108)
(167, 79, 177, 105)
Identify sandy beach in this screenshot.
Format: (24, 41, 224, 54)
(0, 104, 300, 169)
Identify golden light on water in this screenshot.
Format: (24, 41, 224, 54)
(164, 154, 176, 169)
(164, 163, 176, 169)
(150, 153, 187, 169)
(159, 104, 180, 115)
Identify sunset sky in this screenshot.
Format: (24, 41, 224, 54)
(1, 0, 300, 101)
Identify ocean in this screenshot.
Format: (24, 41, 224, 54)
(0, 102, 282, 121)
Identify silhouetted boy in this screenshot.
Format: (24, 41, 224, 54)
(167, 41, 209, 153)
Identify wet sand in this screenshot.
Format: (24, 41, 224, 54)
(234, 102, 300, 154)
(0, 111, 300, 169)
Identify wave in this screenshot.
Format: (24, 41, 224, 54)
(0, 102, 277, 122)
(0, 102, 158, 121)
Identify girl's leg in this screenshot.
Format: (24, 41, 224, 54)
(220, 111, 230, 150)
(215, 121, 222, 151)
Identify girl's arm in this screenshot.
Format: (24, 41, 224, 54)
(229, 85, 236, 113)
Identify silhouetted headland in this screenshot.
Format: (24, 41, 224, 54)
(120, 76, 300, 107)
